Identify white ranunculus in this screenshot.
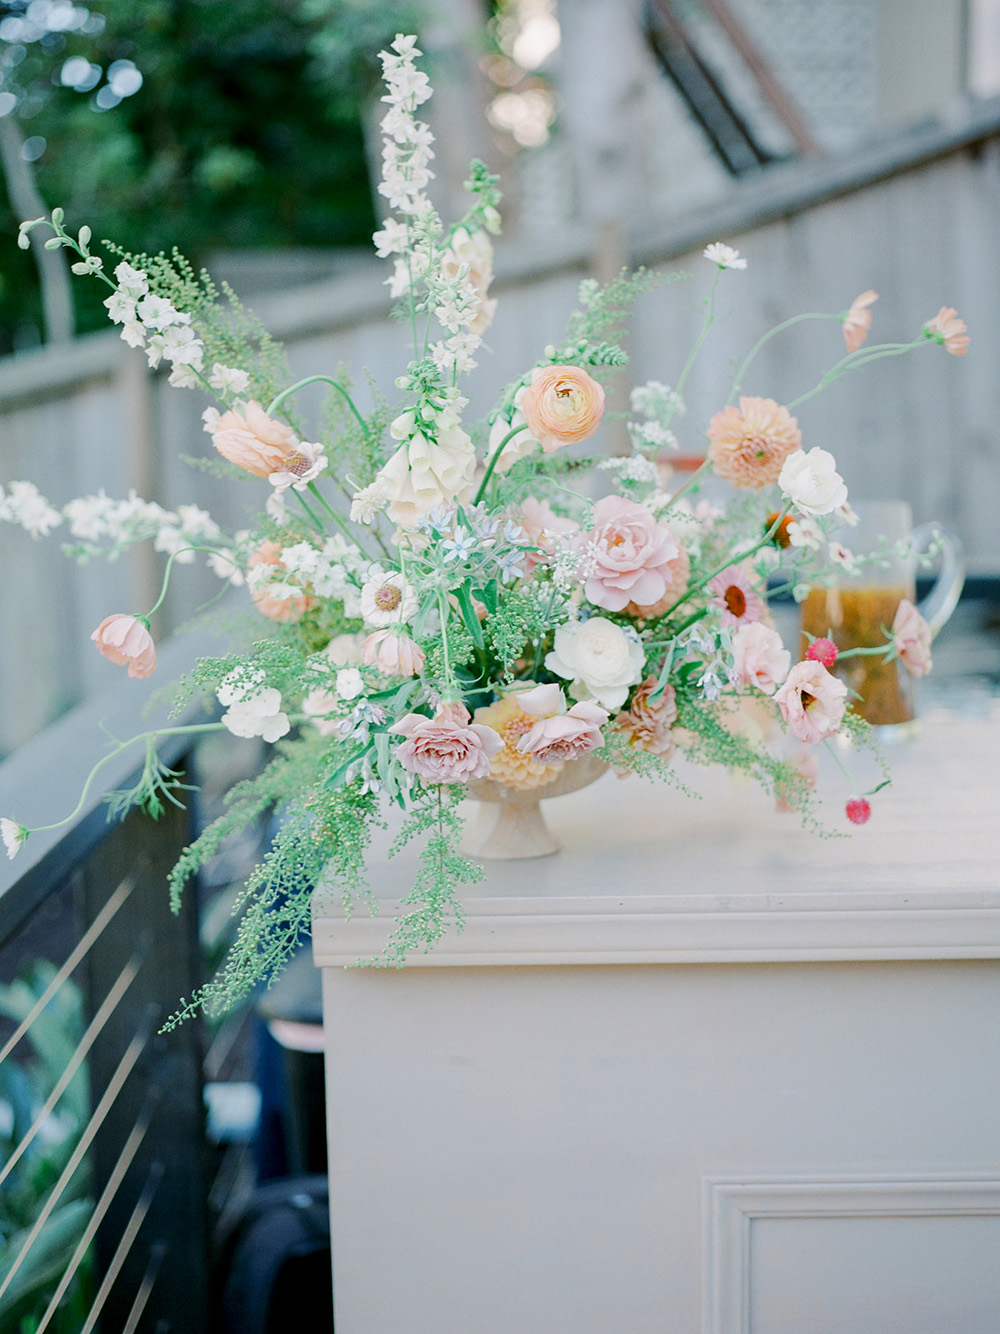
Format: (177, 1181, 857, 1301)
(546, 617, 645, 711)
(778, 448, 848, 517)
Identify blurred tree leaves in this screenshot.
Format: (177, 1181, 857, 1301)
(0, 0, 421, 354)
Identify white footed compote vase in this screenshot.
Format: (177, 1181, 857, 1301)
(462, 753, 608, 859)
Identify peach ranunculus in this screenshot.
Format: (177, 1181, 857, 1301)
(924, 307, 969, 357)
(614, 677, 677, 759)
(212, 401, 324, 485)
(91, 613, 157, 678)
(472, 693, 563, 791)
(773, 659, 848, 745)
(892, 598, 933, 677)
(842, 289, 878, 352)
(362, 627, 426, 678)
(390, 704, 503, 785)
(248, 541, 318, 622)
(731, 621, 791, 693)
(518, 365, 605, 453)
(583, 496, 682, 614)
(515, 683, 608, 765)
(706, 396, 802, 490)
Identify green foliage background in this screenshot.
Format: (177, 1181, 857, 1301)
(0, 0, 420, 355)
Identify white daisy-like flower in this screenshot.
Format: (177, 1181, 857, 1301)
(266, 440, 328, 494)
(828, 541, 857, 573)
(702, 242, 748, 270)
(1, 818, 27, 860)
(335, 668, 365, 701)
(360, 568, 418, 627)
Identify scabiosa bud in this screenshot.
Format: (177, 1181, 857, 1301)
(806, 637, 838, 668)
(845, 797, 871, 825)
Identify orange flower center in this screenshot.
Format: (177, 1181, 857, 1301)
(500, 715, 534, 752)
(724, 585, 747, 618)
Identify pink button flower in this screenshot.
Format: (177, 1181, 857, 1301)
(519, 364, 606, 453)
(773, 659, 848, 744)
(390, 704, 503, 784)
(91, 614, 157, 678)
(583, 496, 682, 614)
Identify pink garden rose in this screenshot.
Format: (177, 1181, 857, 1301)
(91, 613, 157, 678)
(514, 683, 608, 765)
(773, 659, 848, 744)
(362, 628, 426, 678)
(892, 598, 933, 677)
(519, 365, 605, 452)
(583, 496, 682, 614)
(390, 704, 502, 784)
(731, 622, 790, 694)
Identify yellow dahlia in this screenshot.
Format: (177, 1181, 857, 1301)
(472, 694, 562, 791)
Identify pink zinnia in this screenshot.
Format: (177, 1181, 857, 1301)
(924, 307, 969, 357)
(708, 565, 764, 629)
(91, 613, 157, 678)
(892, 598, 933, 677)
(706, 397, 802, 490)
(583, 496, 682, 614)
(390, 704, 502, 785)
(842, 289, 878, 352)
(773, 659, 848, 745)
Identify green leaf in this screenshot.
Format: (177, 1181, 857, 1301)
(472, 579, 498, 615)
(454, 582, 485, 651)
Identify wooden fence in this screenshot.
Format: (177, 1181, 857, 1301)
(2, 99, 999, 755)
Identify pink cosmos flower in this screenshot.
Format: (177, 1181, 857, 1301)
(706, 397, 802, 490)
(614, 678, 677, 759)
(390, 704, 503, 784)
(731, 622, 790, 693)
(362, 628, 426, 678)
(91, 613, 157, 678)
(583, 496, 682, 614)
(924, 307, 969, 357)
(514, 683, 608, 765)
(892, 598, 933, 677)
(213, 401, 319, 480)
(842, 289, 878, 352)
(708, 565, 764, 629)
(773, 659, 848, 744)
(519, 365, 605, 452)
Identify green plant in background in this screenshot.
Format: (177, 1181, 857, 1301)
(0, 965, 92, 1334)
(0, 0, 419, 355)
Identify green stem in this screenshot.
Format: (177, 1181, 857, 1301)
(821, 735, 860, 792)
(473, 424, 530, 505)
(729, 312, 839, 403)
(663, 457, 712, 511)
(21, 724, 226, 837)
(292, 489, 327, 535)
(266, 375, 372, 442)
(674, 268, 721, 401)
(786, 340, 927, 411)
(664, 502, 793, 621)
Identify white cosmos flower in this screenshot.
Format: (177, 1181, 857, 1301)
(779, 448, 848, 517)
(703, 242, 747, 270)
(335, 668, 365, 701)
(1, 818, 27, 860)
(360, 568, 418, 627)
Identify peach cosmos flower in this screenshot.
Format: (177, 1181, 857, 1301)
(213, 401, 321, 481)
(248, 541, 318, 623)
(924, 307, 969, 357)
(706, 397, 802, 490)
(892, 598, 933, 677)
(614, 678, 677, 760)
(842, 289, 878, 352)
(91, 613, 157, 678)
(731, 622, 790, 693)
(362, 627, 425, 678)
(519, 365, 605, 453)
(515, 683, 608, 765)
(390, 704, 502, 785)
(773, 659, 848, 745)
(582, 496, 682, 614)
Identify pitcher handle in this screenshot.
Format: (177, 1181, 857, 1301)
(912, 523, 965, 637)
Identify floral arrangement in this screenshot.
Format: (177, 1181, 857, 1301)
(1, 37, 967, 1018)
